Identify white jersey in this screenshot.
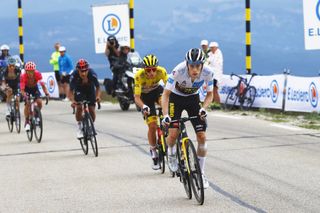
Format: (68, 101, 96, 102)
(207, 49, 223, 83)
(165, 61, 214, 96)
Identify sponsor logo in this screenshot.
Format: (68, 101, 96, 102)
(47, 75, 55, 93)
(270, 80, 279, 103)
(192, 80, 204, 88)
(102, 14, 121, 36)
(309, 82, 318, 107)
(317, 0, 320, 21)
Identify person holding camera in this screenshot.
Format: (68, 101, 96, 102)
(105, 36, 120, 95)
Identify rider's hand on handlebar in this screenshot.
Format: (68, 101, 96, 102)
(142, 104, 150, 116)
(199, 107, 207, 120)
(162, 114, 171, 126)
(71, 102, 77, 108)
(96, 97, 101, 103)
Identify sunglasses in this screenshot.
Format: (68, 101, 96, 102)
(145, 67, 157, 73)
(187, 60, 203, 65)
(26, 70, 35, 73)
(80, 69, 88, 73)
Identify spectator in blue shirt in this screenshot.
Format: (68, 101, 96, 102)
(58, 46, 73, 101)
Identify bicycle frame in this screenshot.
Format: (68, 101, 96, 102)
(231, 73, 256, 102)
(156, 107, 166, 154)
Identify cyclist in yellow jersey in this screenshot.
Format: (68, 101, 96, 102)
(134, 54, 168, 170)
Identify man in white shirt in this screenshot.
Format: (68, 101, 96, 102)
(208, 42, 223, 107)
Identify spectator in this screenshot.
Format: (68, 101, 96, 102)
(208, 41, 223, 108)
(104, 35, 120, 95)
(58, 46, 73, 101)
(0, 44, 11, 61)
(49, 42, 62, 98)
(200, 40, 210, 61)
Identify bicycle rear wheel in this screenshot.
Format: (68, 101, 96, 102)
(177, 140, 192, 199)
(186, 139, 204, 205)
(224, 87, 238, 110)
(33, 107, 43, 143)
(86, 113, 98, 157)
(240, 86, 256, 110)
(15, 105, 21, 133)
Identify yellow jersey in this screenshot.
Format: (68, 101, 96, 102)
(134, 66, 168, 95)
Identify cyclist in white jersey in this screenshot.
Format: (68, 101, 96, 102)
(162, 48, 214, 188)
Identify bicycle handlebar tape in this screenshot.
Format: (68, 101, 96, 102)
(129, 0, 135, 52)
(17, 0, 24, 63)
(245, 0, 251, 74)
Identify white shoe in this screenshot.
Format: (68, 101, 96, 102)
(5, 111, 10, 117)
(77, 126, 83, 139)
(25, 123, 30, 131)
(63, 97, 70, 102)
(152, 158, 160, 170)
(168, 154, 178, 172)
(202, 174, 209, 189)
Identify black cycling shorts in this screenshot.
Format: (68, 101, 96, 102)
(61, 74, 70, 84)
(141, 86, 163, 119)
(168, 93, 207, 132)
(54, 71, 61, 83)
(24, 86, 41, 103)
(74, 87, 96, 107)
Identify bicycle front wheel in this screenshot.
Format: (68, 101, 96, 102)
(224, 87, 238, 110)
(33, 107, 43, 143)
(7, 114, 13, 133)
(86, 113, 98, 157)
(80, 119, 89, 155)
(158, 131, 166, 174)
(186, 140, 204, 205)
(15, 107, 21, 133)
(240, 86, 256, 111)
(177, 140, 192, 199)
(26, 121, 33, 142)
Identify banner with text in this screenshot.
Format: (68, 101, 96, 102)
(92, 4, 130, 53)
(303, 0, 320, 50)
(285, 76, 320, 112)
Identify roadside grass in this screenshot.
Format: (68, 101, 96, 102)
(210, 104, 320, 130)
(101, 91, 118, 103)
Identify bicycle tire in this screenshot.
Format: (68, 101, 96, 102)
(240, 86, 256, 111)
(33, 107, 43, 143)
(15, 107, 21, 133)
(26, 120, 33, 142)
(80, 118, 89, 155)
(7, 114, 13, 132)
(158, 129, 166, 174)
(186, 140, 204, 205)
(224, 87, 238, 110)
(176, 140, 192, 199)
(86, 113, 98, 157)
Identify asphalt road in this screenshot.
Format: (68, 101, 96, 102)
(0, 101, 319, 213)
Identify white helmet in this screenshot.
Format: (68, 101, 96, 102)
(0, 44, 10, 50)
(59, 46, 66, 52)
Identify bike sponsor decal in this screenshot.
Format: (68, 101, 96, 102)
(270, 80, 279, 103)
(309, 82, 318, 107)
(102, 14, 121, 36)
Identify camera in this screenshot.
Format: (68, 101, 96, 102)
(109, 40, 115, 46)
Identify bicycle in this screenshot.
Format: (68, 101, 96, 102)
(155, 107, 167, 174)
(6, 90, 21, 133)
(74, 101, 101, 157)
(224, 73, 257, 110)
(169, 116, 205, 205)
(25, 94, 48, 143)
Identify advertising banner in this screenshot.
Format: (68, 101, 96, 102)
(285, 76, 320, 112)
(92, 4, 130, 53)
(303, 0, 320, 50)
(38, 72, 59, 98)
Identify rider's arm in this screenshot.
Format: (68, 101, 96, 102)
(202, 72, 214, 109)
(133, 70, 144, 108)
(161, 89, 171, 116)
(20, 73, 26, 96)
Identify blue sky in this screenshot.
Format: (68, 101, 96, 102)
(0, 0, 319, 77)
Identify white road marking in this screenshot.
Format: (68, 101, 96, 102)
(270, 123, 302, 131)
(209, 113, 242, 120)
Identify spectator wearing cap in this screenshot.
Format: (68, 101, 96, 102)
(49, 42, 63, 98)
(58, 46, 73, 101)
(0, 44, 11, 61)
(200, 40, 210, 59)
(208, 41, 223, 108)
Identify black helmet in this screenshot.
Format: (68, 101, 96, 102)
(185, 48, 205, 65)
(107, 35, 117, 42)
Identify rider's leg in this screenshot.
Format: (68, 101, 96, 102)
(5, 88, 12, 115)
(196, 131, 207, 174)
(36, 98, 43, 110)
(88, 106, 96, 122)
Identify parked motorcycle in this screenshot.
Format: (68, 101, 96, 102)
(104, 51, 143, 111)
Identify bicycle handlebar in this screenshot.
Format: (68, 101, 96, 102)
(72, 101, 101, 114)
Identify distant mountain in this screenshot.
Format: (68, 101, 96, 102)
(0, 5, 319, 79)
